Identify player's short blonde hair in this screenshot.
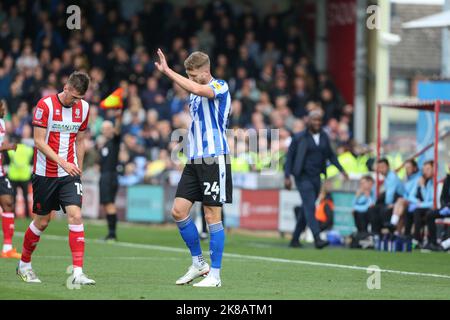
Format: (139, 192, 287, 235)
(184, 51, 210, 71)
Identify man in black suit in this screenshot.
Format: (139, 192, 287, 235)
(284, 109, 348, 249)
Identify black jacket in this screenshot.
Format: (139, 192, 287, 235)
(441, 174, 450, 207)
(284, 129, 345, 179)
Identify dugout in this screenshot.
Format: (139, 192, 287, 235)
(376, 100, 450, 208)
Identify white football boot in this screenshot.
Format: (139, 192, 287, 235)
(193, 274, 222, 287)
(72, 273, 96, 285)
(176, 263, 209, 285)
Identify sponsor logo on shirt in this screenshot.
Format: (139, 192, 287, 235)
(51, 122, 81, 133)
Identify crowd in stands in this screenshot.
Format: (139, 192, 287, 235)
(0, 0, 365, 186)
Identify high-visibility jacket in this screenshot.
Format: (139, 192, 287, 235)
(231, 155, 250, 173)
(7, 143, 34, 181)
(326, 151, 358, 177)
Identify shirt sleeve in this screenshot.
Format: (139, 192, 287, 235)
(32, 101, 49, 128)
(209, 79, 229, 100)
(79, 107, 90, 131)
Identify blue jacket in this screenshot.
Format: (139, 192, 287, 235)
(353, 188, 376, 212)
(284, 129, 344, 179)
(409, 178, 434, 209)
(403, 171, 421, 199)
(384, 171, 405, 205)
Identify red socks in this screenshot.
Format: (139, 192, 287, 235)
(21, 223, 85, 268)
(69, 224, 85, 268)
(1, 213, 14, 246)
(21, 221, 42, 263)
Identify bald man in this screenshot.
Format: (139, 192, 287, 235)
(284, 109, 348, 249)
(99, 110, 123, 241)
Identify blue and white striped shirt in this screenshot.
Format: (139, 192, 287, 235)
(187, 78, 231, 160)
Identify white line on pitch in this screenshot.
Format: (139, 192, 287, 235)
(33, 255, 183, 261)
(14, 232, 450, 280)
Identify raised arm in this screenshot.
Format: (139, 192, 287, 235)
(113, 109, 123, 136)
(154, 48, 215, 99)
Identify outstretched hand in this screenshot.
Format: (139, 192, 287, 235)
(154, 48, 170, 74)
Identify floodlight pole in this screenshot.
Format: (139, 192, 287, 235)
(376, 103, 382, 198)
(434, 101, 441, 209)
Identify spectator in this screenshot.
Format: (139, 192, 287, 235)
(196, 21, 215, 56)
(228, 100, 249, 129)
(288, 77, 309, 118)
(320, 87, 340, 123)
(166, 83, 188, 116)
(16, 45, 39, 72)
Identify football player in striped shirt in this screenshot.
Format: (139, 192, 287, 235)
(0, 100, 21, 259)
(16, 72, 95, 285)
(155, 49, 232, 287)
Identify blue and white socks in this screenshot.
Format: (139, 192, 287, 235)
(208, 221, 225, 280)
(176, 216, 225, 280)
(176, 215, 205, 268)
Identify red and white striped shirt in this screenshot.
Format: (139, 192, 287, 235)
(0, 119, 6, 177)
(32, 95, 89, 178)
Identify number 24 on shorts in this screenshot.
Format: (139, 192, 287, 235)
(203, 181, 219, 195)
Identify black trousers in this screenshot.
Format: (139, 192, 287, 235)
(405, 208, 430, 242)
(367, 204, 392, 235)
(426, 210, 446, 245)
(353, 210, 370, 233)
(11, 180, 31, 218)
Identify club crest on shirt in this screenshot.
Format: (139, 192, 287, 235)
(35, 107, 43, 120)
(55, 109, 61, 116)
(75, 108, 81, 118)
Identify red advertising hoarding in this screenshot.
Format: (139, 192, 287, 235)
(239, 190, 279, 230)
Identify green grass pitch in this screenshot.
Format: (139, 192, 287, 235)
(1, 218, 450, 300)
